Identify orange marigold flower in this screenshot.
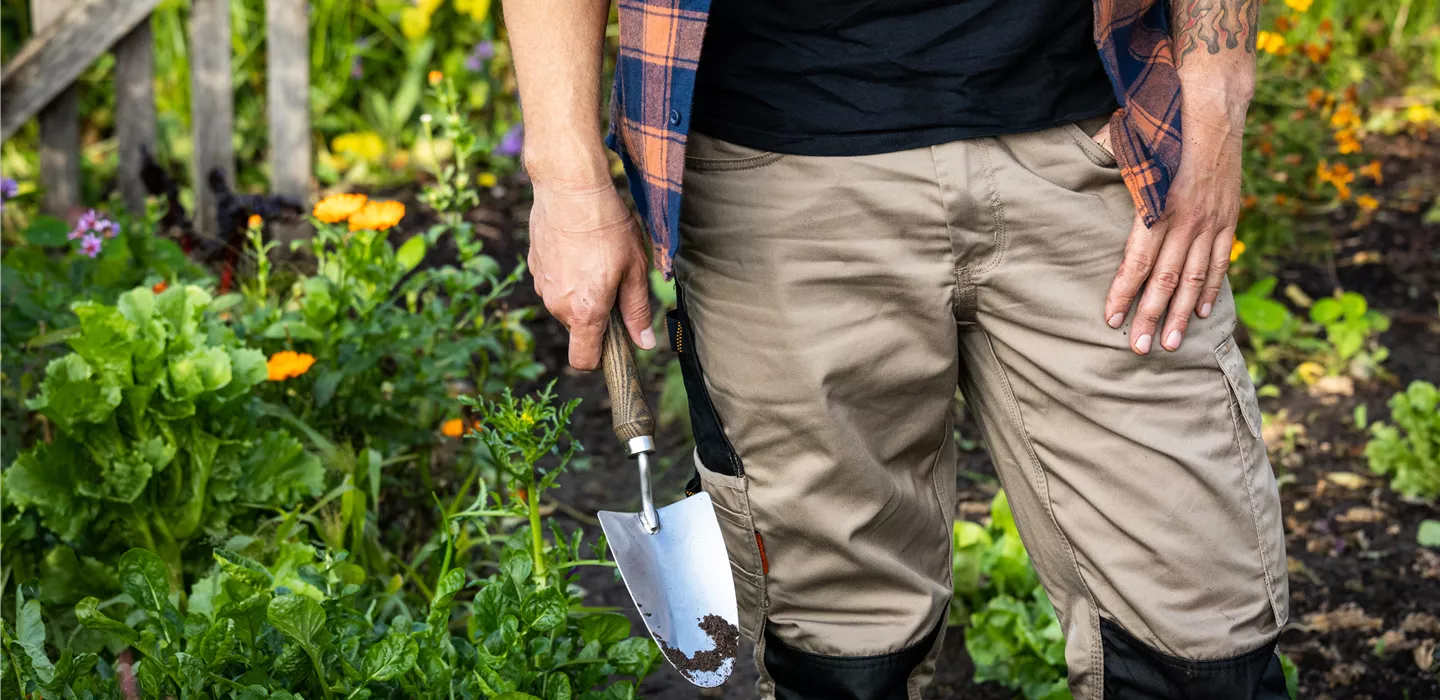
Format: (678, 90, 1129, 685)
(1355, 194, 1379, 212)
(441, 418, 465, 437)
(1274, 16, 1292, 31)
(1229, 240, 1246, 263)
(348, 200, 406, 231)
(267, 351, 316, 381)
(248, 214, 263, 228)
(1330, 102, 1361, 129)
(1242, 194, 1258, 210)
(1334, 128, 1361, 154)
(313, 193, 369, 223)
(1358, 160, 1383, 184)
(152, 280, 169, 294)
(1303, 42, 1331, 63)
(1306, 88, 1326, 109)
(428, 70, 443, 85)
(1318, 18, 1333, 35)
(1274, 194, 1289, 206)
(1258, 140, 1275, 156)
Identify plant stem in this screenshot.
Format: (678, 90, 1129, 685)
(528, 484, 547, 585)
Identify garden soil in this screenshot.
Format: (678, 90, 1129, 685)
(468, 140, 1440, 698)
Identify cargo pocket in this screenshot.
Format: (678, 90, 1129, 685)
(668, 285, 744, 479)
(1215, 336, 1289, 629)
(695, 448, 768, 641)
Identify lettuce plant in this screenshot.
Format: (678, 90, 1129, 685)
(1366, 380, 1440, 501)
(3, 285, 324, 585)
(951, 492, 1070, 700)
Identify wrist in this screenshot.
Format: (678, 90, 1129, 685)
(523, 134, 613, 189)
(1178, 73, 1255, 124)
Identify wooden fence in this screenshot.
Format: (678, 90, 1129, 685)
(0, 0, 312, 240)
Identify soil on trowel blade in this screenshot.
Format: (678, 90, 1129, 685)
(657, 614, 741, 679)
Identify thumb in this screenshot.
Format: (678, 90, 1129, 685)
(618, 259, 656, 350)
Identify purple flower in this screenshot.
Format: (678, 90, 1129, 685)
(0, 177, 17, 200)
(493, 123, 523, 157)
(71, 209, 99, 239)
(464, 53, 484, 73)
(473, 40, 495, 60)
(79, 233, 103, 258)
(351, 57, 364, 79)
(104, 220, 122, 238)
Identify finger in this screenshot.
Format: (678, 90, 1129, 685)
(1196, 226, 1234, 318)
(1104, 212, 1163, 328)
(1129, 226, 1193, 355)
(1159, 232, 1215, 351)
(567, 298, 608, 371)
(618, 257, 656, 350)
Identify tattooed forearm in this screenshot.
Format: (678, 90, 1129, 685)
(1172, 0, 1260, 65)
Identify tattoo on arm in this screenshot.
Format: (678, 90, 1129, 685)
(1172, 0, 1260, 64)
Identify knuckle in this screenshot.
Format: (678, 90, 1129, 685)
(1209, 258, 1231, 275)
(1183, 269, 1208, 287)
(1150, 269, 1182, 294)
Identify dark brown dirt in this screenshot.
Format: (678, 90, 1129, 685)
(655, 613, 741, 681)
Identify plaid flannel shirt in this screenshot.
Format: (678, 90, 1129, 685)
(607, 0, 1182, 277)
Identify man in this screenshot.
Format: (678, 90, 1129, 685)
(507, 0, 1289, 696)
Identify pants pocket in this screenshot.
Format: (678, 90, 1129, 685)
(1214, 335, 1289, 629)
(668, 284, 744, 478)
(694, 447, 767, 640)
(1064, 117, 1119, 169)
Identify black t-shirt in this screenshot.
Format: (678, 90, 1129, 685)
(690, 0, 1119, 156)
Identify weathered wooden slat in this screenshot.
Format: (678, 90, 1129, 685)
(30, 0, 82, 216)
(2, 0, 164, 143)
(114, 19, 156, 215)
(267, 0, 312, 243)
(190, 0, 235, 240)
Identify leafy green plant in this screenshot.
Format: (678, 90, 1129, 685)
(1308, 291, 1389, 379)
(2, 388, 659, 699)
(1365, 380, 1440, 501)
(2, 284, 324, 588)
(951, 491, 1069, 700)
(1233, 278, 1388, 385)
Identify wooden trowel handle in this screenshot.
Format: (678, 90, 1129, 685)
(602, 308, 656, 443)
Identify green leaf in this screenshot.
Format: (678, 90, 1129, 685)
(208, 293, 245, 313)
(1236, 296, 1291, 336)
(1279, 652, 1299, 700)
(362, 635, 418, 682)
(1339, 292, 1367, 320)
(577, 612, 631, 647)
(262, 319, 325, 341)
(26, 354, 123, 431)
(313, 370, 343, 408)
(15, 593, 54, 682)
(1419, 520, 1440, 548)
(1310, 297, 1343, 325)
(119, 549, 177, 623)
(168, 346, 233, 400)
(494, 694, 544, 700)
(118, 287, 157, 327)
(236, 431, 325, 506)
(396, 235, 427, 271)
(226, 348, 269, 397)
(24, 216, 71, 246)
(266, 594, 325, 652)
(68, 301, 138, 380)
(74, 597, 140, 647)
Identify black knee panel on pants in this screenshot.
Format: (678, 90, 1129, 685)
(1101, 619, 1290, 700)
(765, 622, 940, 700)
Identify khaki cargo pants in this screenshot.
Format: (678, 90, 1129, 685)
(671, 120, 1291, 699)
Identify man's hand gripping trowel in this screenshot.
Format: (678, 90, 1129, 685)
(595, 309, 740, 687)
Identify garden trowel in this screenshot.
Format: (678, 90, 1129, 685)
(596, 309, 740, 688)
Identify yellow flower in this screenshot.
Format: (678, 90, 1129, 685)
(1256, 31, 1286, 54)
(1229, 240, 1246, 263)
(332, 131, 386, 163)
(1334, 128, 1361, 154)
(267, 351, 316, 381)
(1330, 102, 1361, 129)
(478, 172, 498, 187)
(441, 418, 465, 437)
(400, 7, 431, 40)
(312, 193, 369, 223)
(1296, 361, 1325, 386)
(520, 410, 534, 426)
(248, 214, 263, 229)
(348, 200, 406, 231)
(1355, 194, 1379, 212)
(428, 70, 444, 86)
(1284, 0, 1312, 12)
(455, 0, 491, 22)
(1305, 88, 1326, 110)
(1405, 103, 1438, 125)
(1358, 160, 1383, 184)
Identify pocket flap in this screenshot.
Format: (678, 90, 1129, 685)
(1215, 337, 1263, 440)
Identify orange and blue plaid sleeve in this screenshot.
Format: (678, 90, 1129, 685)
(605, 0, 711, 277)
(1092, 0, 1184, 228)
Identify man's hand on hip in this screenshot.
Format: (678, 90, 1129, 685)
(1104, 84, 1250, 355)
(528, 182, 656, 370)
